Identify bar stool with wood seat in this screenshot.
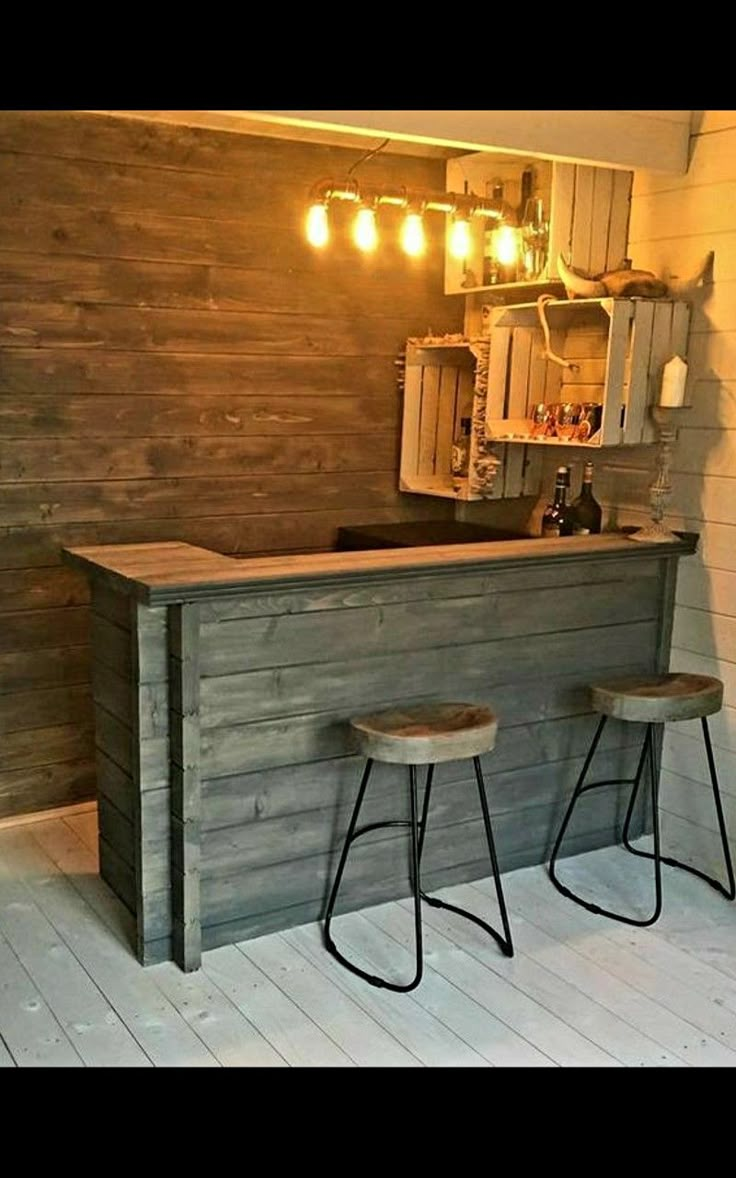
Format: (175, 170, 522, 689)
(324, 702, 514, 992)
(549, 672, 736, 926)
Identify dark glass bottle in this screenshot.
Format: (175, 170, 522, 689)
(572, 462, 603, 534)
(451, 417, 472, 490)
(482, 180, 504, 286)
(541, 466, 575, 537)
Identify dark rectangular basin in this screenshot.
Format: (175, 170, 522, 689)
(335, 520, 529, 551)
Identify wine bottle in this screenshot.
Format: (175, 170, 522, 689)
(541, 466, 575, 537)
(451, 417, 472, 490)
(572, 462, 603, 534)
(482, 180, 504, 286)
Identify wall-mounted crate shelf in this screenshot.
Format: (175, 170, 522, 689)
(399, 337, 537, 501)
(400, 339, 490, 501)
(445, 155, 633, 300)
(485, 297, 691, 448)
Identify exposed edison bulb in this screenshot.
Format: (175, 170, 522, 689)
(449, 216, 472, 261)
(353, 206, 378, 252)
(401, 212, 426, 257)
(306, 202, 329, 248)
(494, 224, 519, 267)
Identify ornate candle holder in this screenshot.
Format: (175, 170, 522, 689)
(629, 404, 690, 543)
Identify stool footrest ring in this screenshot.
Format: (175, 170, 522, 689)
(622, 841, 735, 900)
(420, 891, 513, 956)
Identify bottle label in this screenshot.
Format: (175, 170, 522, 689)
(542, 524, 561, 537)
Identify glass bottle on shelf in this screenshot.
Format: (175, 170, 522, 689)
(541, 466, 575, 537)
(571, 462, 603, 534)
(451, 417, 472, 491)
(482, 180, 504, 286)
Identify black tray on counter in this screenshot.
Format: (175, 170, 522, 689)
(335, 520, 529, 551)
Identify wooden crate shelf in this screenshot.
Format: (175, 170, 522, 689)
(399, 337, 539, 502)
(400, 339, 499, 501)
(445, 155, 633, 299)
(484, 297, 691, 448)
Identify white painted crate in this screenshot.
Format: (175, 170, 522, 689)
(399, 339, 537, 501)
(484, 297, 691, 448)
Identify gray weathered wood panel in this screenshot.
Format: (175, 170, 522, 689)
(200, 711, 637, 835)
(199, 577, 660, 678)
(168, 604, 202, 972)
(199, 620, 659, 777)
(200, 747, 642, 934)
(199, 557, 662, 623)
(201, 734, 642, 878)
(198, 822, 624, 951)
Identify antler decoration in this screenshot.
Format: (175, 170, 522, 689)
(537, 295, 579, 371)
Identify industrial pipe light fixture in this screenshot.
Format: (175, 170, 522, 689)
(304, 176, 513, 261)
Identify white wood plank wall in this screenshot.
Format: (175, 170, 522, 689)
(627, 110, 736, 877)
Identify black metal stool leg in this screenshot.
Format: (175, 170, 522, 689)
(702, 717, 736, 900)
(473, 756, 514, 956)
(406, 765, 424, 991)
(324, 758, 374, 941)
(323, 758, 425, 992)
(622, 724, 654, 851)
(549, 715, 665, 926)
(623, 718, 736, 901)
(549, 714, 608, 891)
(419, 757, 514, 957)
(417, 764, 434, 864)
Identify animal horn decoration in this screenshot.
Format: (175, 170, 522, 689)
(665, 250, 715, 297)
(557, 254, 669, 300)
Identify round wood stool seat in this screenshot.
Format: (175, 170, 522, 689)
(591, 672, 723, 724)
(350, 702, 498, 765)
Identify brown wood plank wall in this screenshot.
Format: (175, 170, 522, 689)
(0, 110, 461, 819)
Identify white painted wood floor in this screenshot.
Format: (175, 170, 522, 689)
(1, 803, 735, 1067)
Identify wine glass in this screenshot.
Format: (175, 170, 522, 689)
(555, 403, 582, 441)
(520, 197, 549, 281)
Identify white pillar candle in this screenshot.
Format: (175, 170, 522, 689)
(659, 355, 688, 407)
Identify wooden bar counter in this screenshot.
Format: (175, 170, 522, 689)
(64, 532, 697, 971)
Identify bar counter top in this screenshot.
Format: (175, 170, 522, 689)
(63, 532, 698, 604)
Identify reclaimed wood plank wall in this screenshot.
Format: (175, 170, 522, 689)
(0, 110, 462, 820)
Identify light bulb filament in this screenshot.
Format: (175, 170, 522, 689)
(306, 202, 329, 248)
(401, 212, 426, 257)
(494, 224, 519, 267)
(353, 206, 378, 252)
(449, 216, 472, 261)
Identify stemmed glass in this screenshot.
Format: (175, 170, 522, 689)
(520, 198, 549, 281)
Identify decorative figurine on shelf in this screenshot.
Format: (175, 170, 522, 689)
(557, 251, 715, 302)
(630, 355, 690, 544)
